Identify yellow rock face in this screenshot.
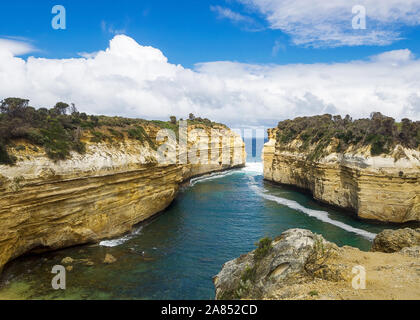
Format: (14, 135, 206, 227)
(0, 124, 245, 272)
(263, 129, 420, 223)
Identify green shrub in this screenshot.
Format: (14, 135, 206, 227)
(367, 134, 389, 156)
(73, 141, 86, 154)
(417, 129, 420, 145)
(304, 237, 334, 278)
(90, 130, 107, 143)
(0, 144, 15, 165)
(308, 290, 319, 296)
(241, 265, 257, 283)
(108, 128, 124, 139)
(127, 126, 156, 150)
(254, 237, 273, 261)
(40, 119, 72, 160)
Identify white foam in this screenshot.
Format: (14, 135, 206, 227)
(189, 170, 239, 186)
(99, 226, 143, 247)
(249, 178, 376, 240)
(189, 162, 263, 187)
(241, 162, 263, 175)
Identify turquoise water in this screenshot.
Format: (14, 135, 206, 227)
(0, 161, 394, 300)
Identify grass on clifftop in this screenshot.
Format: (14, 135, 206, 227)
(0, 98, 224, 165)
(276, 113, 420, 160)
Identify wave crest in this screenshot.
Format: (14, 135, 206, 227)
(249, 177, 376, 240)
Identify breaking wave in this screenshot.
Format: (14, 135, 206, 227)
(189, 170, 240, 186)
(248, 176, 376, 240)
(99, 226, 143, 247)
(241, 162, 263, 175)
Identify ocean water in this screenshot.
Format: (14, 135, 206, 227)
(0, 160, 396, 300)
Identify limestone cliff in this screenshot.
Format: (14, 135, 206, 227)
(263, 128, 420, 223)
(214, 228, 420, 300)
(0, 123, 245, 272)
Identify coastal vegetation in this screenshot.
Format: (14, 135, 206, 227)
(0, 97, 224, 165)
(253, 237, 273, 261)
(303, 237, 334, 278)
(276, 112, 420, 159)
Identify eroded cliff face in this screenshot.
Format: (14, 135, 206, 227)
(0, 124, 245, 272)
(263, 128, 420, 223)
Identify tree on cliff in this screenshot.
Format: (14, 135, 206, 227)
(0, 98, 29, 117)
(0, 98, 87, 164)
(276, 112, 420, 158)
(51, 102, 70, 116)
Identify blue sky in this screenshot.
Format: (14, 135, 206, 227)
(1, 1, 420, 126)
(2, 0, 420, 67)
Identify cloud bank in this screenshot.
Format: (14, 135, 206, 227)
(237, 0, 420, 47)
(0, 35, 419, 127)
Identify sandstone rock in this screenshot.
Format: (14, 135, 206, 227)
(214, 228, 420, 300)
(103, 254, 117, 264)
(78, 258, 95, 266)
(371, 228, 420, 253)
(61, 257, 73, 264)
(213, 229, 338, 300)
(399, 246, 420, 258)
(262, 128, 420, 223)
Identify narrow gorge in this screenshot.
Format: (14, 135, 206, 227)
(0, 118, 245, 273)
(0, 107, 419, 300)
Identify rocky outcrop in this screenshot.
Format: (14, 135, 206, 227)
(214, 228, 420, 300)
(371, 228, 420, 253)
(213, 229, 341, 300)
(103, 254, 117, 264)
(263, 129, 420, 223)
(0, 123, 245, 272)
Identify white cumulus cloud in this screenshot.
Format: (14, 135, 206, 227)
(237, 0, 420, 47)
(0, 35, 419, 128)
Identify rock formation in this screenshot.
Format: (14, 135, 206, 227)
(214, 228, 420, 300)
(0, 122, 245, 272)
(104, 254, 117, 264)
(371, 228, 420, 253)
(263, 128, 420, 223)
